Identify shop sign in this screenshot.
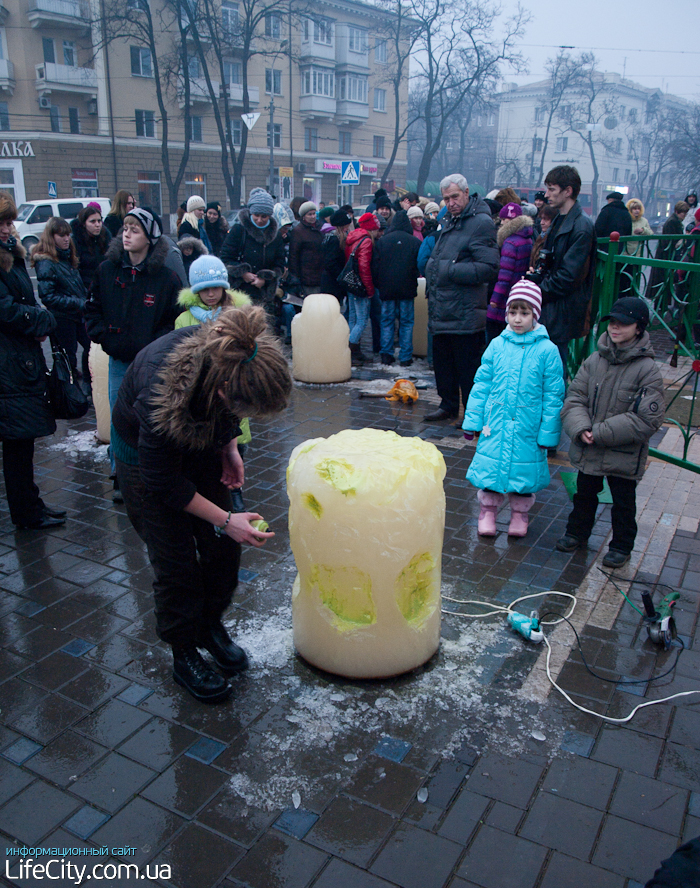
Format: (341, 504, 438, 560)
(315, 158, 378, 175)
(0, 141, 34, 157)
(360, 162, 377, 176)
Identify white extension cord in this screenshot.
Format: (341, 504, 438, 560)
(442, 590, 700, 723)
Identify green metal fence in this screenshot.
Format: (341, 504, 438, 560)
(567, 232, 700, 474)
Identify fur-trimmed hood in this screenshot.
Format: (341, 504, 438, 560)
(176, 236, 208, 259)
(0, 230, 26, 273)
(105, 233, 170, 272)
(237, 206, 279, 245)
(177, 286, 250, 311)
(497, 213, 533, 248)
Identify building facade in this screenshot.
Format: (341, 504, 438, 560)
(0, 0, 408, 223)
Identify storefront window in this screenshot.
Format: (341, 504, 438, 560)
(137, 170, 161, 214)
(185, 173, 206, 202)
(72, 168, 98, 198)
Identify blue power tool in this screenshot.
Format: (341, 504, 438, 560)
(507, 610, 544, 644)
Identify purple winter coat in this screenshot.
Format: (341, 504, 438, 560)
(488, 215, 534, 324)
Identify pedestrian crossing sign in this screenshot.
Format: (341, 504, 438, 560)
(341, 161, 360, 184)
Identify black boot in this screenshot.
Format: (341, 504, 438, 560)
(172, 645, 232, 703)
(198, 623, 249, 675)
(349, 342, 368, 365)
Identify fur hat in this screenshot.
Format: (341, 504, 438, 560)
(357, 212, 380, 231)
(534, 191, 546, 202)
(407, 206, 424, 220)
(299, 201, 318, 219)
(125, 207, 162, 245)
(376, 195, 393, 209)
(248, 188, 275, 216)
(187, 195, 206, 213)
(0, 190, 17, 223)
(499, 202, 523, 220)
(506, 279, 542, 321)
(330, 210, 351, 227)
(189, 255, 230, 293)
(424, 201, 440, 215)
(273, 202, 295, 228)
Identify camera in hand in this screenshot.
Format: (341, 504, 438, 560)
(534, 247, 553, 279)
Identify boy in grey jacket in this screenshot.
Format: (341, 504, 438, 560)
(556, 297, 665, 568)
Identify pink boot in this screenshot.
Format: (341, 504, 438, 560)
(477, 490, 504, 536)
(508, 493, 536, 537)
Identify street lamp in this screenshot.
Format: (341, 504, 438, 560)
(267, 38, 289, 197)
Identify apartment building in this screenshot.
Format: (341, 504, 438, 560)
(0, 0, 408, 220)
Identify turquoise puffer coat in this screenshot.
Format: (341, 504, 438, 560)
(463, 324, 564, 494)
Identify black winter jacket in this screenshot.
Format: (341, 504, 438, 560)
(371, 211, 420, 301)
(84, 236, 181, 364)
(539, 201, 597, 345)
(220, 208, 285, 310)
(112, 326, 241, 511)
(319, 230, 347, 301)
(425, 195, 499, 335)
(288, 218, 324, 289)
(0, 239, 56, 440)
(594, 199, 632, 241)
(71, 217, 112, 293)
(204, 217, 228, 257)
(34, 251, 88, 323)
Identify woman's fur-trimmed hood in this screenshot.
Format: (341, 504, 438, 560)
(497, 213, 533, 248)
(105, 233, 170, 272)
(237, 206, 279, 245)
(177, 286, 251, 311)
(176, 236, 208, 259)
(0, 228, 26, 273)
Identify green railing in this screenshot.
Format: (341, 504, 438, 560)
(568, 232, 700, 474)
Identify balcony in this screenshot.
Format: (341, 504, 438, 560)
(300, 93, 336, 121)
(298, 39, 335, 64)
(35, 62, 97, 96)
(0, 59, 15, 95)
(334, 24, 369, 70)
(27, 0, 89, 31)
(335, 100, 368, 125)
(223, 83, 259, 106)
(177, 76, 220, 107)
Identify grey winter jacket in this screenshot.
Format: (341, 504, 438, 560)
(425, 195, 499, 335)
(561, 330, 665, 480)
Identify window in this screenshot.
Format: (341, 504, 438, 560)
(487, 111, 495, 126)
(0, 102, 9, 131)
(348, 27, 367, 52)
(304, 17, 332, 44)
(534, 137, 543, 152)
(476, 115, 482, 127)
(227, 118, 242, 145)
(560, 104, 571, 118)
(624, 169, 631, 183)
(187, 116, 202, 142)
(265, 68, 282, 95)
(223, 61, 241, 84)
(188, 56, 201, 78)
(375, 38, 387, 63)
(63, 41, 76, 66)
(49, 106, 61, 133)
(373, 135, 384, 157)
(301, 66, 334, 97)
(556, 136, 568, 152)
(339, 131, 351, 154)
(615, 138, 622, 154)
(619, 105, 626, 118)
(72, 168, 98, 198)
(42, 38, 55, 64)
(135, 109, 155, 138)
(265, 12, 281, 38)
(304, 127, 318, 151)
(266, 123, 281, 148)
(137, 170, 161, 214)
(612, 168, 619, 180)
(130, 46, 153, 77)
(628, 108, 637, 123)
(185, 173, 206, 202)
(373, 88, 386, 112)
(221, 0, 238, 36)
(57, 201, 83, 218)
(68, 107, 80, 134)
(127, 0, 148, 9)
(338, 74, 367, 103)
(534, 106, 544, 124)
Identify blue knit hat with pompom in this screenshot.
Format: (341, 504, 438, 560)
(189, 255, 229, 293)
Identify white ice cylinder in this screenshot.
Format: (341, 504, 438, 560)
(88, 342, 110, 444)
(291, 293, 351, 383)
(412, 277, 428, 357)
(287, 428, 446, 678)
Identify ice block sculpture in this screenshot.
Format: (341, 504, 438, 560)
(88, 342, 110, 444)
(287, 428, 446, 678)
(291, 293, 351, 384)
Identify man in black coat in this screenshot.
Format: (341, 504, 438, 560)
(526, 165, 597, 375)
(371, 210, 420, 366)
(594, 191, 632, 242)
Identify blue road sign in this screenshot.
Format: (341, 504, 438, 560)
(341, 161, 360, 185)
(48, 181, 57, 198)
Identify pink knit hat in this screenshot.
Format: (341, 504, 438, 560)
(499, 202, 522, 220)
(506, 279, 542, 320)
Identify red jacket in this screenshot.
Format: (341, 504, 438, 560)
(344, 228, 374, 296)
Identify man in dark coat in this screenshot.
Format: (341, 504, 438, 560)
(594, 191, 632, 243)
(526, 165, 597, 374)
(424, 174, 499, 421)
(371, 210, 420, 366)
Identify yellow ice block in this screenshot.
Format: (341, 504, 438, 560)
(291, 292, 352, 383)
(287, 428, 446, 678)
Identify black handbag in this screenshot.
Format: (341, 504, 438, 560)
(47, 337, 89, 420)
(337, 235, 369, 297)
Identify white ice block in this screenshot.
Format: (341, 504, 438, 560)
(88, 342, 110, 444)
(412, 277, 428, 357)
(291, 292, 351, 383)
(287, 428, 446, 678)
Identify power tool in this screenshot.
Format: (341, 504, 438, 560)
(507, 610, 544, 644)
(641, 590, 679, 650)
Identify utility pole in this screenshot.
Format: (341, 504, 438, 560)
(268, 94, 275, 195)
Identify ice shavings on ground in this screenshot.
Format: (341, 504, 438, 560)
(49, 429, 109, 461)
(224, 584, 564, 811)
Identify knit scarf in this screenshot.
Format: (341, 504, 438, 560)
(189, 304, 222, 323)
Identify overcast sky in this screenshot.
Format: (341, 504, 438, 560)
(497, 0, 700, 102)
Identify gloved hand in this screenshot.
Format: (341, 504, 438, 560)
(463, 431, 475, 441)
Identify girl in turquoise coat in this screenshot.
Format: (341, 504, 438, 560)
(462, 280, 564, 537)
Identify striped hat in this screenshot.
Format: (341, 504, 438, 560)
(506, 279, 542, 320)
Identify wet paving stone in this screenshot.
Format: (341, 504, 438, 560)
(592, 816, 680, 882)
(70, 751, 156, 812)
(7, 693, 88, 744)
(305, 795, 395, 866)
(541, 756, 616, 808)
(592, 726, 664, 777)
(370, 821, 463, 888)
(0, 759, 35, 805)
(90, 796, 186, 868)
(0, 779, 81, 845)
(116, 716, 198, 771)
(466, 752, 543, 809)
(228, 831, 328, 888)
(311, 857, 398, 888)
(658, 742, 700, 792)
(141, 755, 230, 817)
(63, 804, 111, 839)
(608, 770, 687, 835)
(519, 791, 604, 860)
(24, 729, 107, 786)
(197, 784, 279, 848)
(151, 822, 243, 887)
(538, 852, 626, 888)
(457, 824, 547, 888)
(74, 698, 152, 747)
(343, 756, 426, 816)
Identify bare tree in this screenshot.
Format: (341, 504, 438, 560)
(624, 94, 679, 210)
(666, 102, 700, 195)
(494, 131, 531, 186)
